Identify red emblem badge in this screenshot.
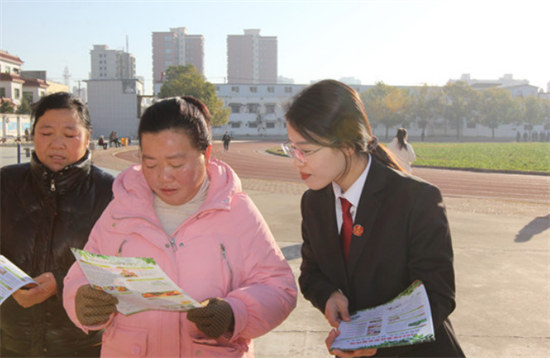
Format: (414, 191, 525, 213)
(352, 224, 364, 237)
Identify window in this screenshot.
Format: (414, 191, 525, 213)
(266, 122, 275, 128)
(267, 86, 274, 93)
(230, 121, 241, 128)
(23, 92, 33, 103)
(231, 86, 240, 93)
(249, 86, 257, 93)
(284, 86, 293, 93)
(247, 103, 259, 113)
(0, 88, 5, 97)
(229, 103, 241, 113)
(14, 88, 20, 99)
(265, 104, 275, 114)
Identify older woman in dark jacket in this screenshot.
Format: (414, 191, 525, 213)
(0, 92, 114, 357)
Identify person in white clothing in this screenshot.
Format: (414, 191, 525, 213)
(387, 128, 416, 173)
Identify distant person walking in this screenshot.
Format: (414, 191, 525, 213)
(387, 128, 416, 173)
(222, 131, 232, 151)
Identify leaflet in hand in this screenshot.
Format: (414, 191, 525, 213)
(330, 280, 435, 351)
(71, 248, 201, 315)
(0, 255, 38, 305)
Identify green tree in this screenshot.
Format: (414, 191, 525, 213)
(477, 88, 518, 140)
(0, 101, 15, 114)
(361, 82, 410, 139)
(16, 97, 32, 114)
(520, 95, 545, 127)
(408, 84, 444, 141)
(158, 65, 230, 126)
(442, 81, 478, 140)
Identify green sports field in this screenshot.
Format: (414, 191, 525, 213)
(412, 142, 550, 174)
(268, 142, 550, 174)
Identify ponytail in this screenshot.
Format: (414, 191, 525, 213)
(367, 136, 405, 172)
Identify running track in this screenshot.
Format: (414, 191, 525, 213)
(116, 140, 550, 205)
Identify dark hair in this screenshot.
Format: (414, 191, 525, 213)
(396, 128, 408, 150)
(138, 96, 211, 152)
(31, 92, 91, 136)
(285, 79, 403, 172)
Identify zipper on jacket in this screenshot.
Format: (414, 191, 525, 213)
(50, 178, 56, 192)
(220, 243, 234, 291)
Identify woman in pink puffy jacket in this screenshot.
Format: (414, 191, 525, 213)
(63, 96, 297, 357)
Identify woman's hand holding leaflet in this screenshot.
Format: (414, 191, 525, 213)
(75, 285, 118, 325)
(187, 297, 234, 338)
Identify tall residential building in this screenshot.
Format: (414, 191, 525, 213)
(90, 45, 136, 80)
(87, 45, 142, 139)
(227, 29, 277, 84)
(152, 27, 204, 94)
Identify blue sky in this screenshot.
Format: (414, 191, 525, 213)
(1, 0, 549, 95)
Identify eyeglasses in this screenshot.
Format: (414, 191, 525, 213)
(281, 141, 324, 164)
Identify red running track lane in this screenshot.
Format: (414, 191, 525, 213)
(116, 140, 550, 205)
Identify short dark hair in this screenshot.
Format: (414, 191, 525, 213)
(31, 92, 91, 136)
(138, 96, 211, 151)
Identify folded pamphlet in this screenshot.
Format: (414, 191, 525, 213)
(330, 280, 435, 351)
(0, 255, 38, 305)
(71, 248, 201, 315)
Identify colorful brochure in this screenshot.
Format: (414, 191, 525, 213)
(0, 255, 38, 305)
(71, 248, 202, 315)
(330, 280, 435, 351)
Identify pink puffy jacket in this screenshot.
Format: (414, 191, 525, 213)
(63, 159, 297, 357)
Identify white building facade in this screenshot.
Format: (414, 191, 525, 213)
(86, 79, 143, 139)
(86, 44, 144, 139)
(212, 83, 373, 137)
(212, 81, 548, 141)
(0, 51, 25, 107)
(90, 45, 136, 80)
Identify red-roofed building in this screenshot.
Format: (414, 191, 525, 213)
(0, 50, 50, 108)
(0, 50, 25, 106)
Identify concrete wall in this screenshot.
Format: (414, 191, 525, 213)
(1, 114, 31, 139)
(86, 79, 143, 139)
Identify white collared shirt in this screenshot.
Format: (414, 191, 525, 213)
(332, 154, 372, 234)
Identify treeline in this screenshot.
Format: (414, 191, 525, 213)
(360, 81, 550, 140)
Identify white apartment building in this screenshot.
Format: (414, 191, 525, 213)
(90, 45, 136, 80)
(87, 45, 142, 139)
(0, 51, 25, 107)
(450, 73, 540, 97)
(212, 83, 374, 137)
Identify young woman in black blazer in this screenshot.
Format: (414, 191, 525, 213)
(282, 80, 464, 357)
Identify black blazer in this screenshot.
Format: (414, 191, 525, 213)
(299, 157, 464, 357)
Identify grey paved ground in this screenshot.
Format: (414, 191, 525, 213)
(1, 144, 549, 357)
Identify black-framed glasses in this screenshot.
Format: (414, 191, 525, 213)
(281, 141, 324, 164)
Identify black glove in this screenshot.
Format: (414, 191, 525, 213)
(75, 285, 118, 325)
(187, 298, 234, 338)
